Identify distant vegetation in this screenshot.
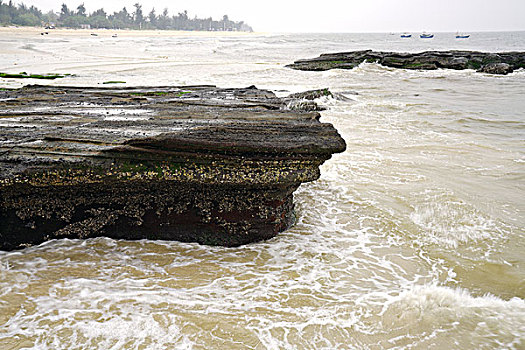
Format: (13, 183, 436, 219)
(0, 1, 253, 31)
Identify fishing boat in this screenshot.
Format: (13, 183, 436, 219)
(455, 33, 470, 39)
(420, 33, 434, 39)
(400, 33, 412, 38)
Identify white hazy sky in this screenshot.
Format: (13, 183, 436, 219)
(13, 0, 525, 33)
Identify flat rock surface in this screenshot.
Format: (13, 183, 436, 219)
(0, 85, 346, 250)
(0, 85, 344, 182)
(287, 50, 525, 74)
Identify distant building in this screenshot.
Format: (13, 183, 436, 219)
(80, 24, 91, 29)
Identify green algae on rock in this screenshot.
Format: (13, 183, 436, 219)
(0, 84, 346, 250)
(287, 50, 525, 74)
(0, 72, 70, 79)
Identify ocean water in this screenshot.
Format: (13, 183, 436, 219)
(0, 30, 524, 349)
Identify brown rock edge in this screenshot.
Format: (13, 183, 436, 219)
(0, 85, 346, 250)
(287, 50, 525, 74)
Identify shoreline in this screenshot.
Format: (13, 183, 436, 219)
(0, 26, 263, 38)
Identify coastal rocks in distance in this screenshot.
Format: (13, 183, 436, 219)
(0, 84, 346, 250)
(286, 50, 525, 74)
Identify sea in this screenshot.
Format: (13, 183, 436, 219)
(0, 30, 524, 349)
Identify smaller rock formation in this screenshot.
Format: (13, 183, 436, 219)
(287, 88, 333, 100)
(478, 62, 513, 75)
(287, 50, 525, 74)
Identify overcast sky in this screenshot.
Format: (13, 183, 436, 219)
(14, 0, 525, 33)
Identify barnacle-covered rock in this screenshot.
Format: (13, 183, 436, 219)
(0, 84, 346, 250)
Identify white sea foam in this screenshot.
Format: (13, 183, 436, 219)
(410, 198, 500, 248)
(379, 285, 525, 349)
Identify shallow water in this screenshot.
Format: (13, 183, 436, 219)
(1, 30, 524, 349)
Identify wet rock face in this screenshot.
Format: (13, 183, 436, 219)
(478, 62, 513, 75)
(0, 85, 346, 250)
(287, 50, 525, 74)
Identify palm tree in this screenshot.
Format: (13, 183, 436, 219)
(76, 3, 86, 17)
(133, 3, 143, 29)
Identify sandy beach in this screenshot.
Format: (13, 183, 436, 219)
(0, 26, 269, 89)
(0, 26, 261, 38)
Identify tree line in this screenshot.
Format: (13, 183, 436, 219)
(0, 1, 253, 31)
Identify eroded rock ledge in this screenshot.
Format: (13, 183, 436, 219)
(0, 85, 346, 250)
(287, 50, 525, 74)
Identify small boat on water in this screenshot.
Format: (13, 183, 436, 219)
(455, 33, 470, 39)
(420, 33, 434, 39)
(90, 33, 98, 37)
(400, 33, 412, 38)
(112, 34, 118, 38)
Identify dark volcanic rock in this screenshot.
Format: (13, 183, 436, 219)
(287, 50, 525, 74)
(0, 85, 346, 250)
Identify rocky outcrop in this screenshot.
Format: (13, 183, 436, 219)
(287, 50, 525, 74)
(0, 85, 346, 250)
(287, 88, 333, 100)
(478, 62, 513, 75)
